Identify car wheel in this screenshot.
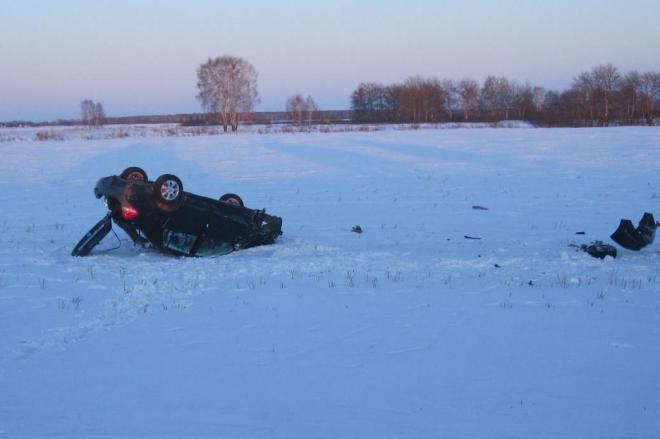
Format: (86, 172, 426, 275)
(220, 193, 244, 207)
(154, 174, 183, 206)
(120, 166, 148, 181)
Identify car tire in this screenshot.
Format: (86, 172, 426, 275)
(154, 174, 183, 207)
(120, 166, 148, 181)
(220, 193, 244, 207)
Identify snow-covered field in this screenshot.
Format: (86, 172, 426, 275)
(0, 121, 532, 143)
(1, 125, 660, 438)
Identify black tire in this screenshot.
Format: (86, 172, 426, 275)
(220, 193, 244, 207)
(154, 174, 183, 207)
(120, 166, 148, 181)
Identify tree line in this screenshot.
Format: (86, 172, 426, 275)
(351, 64, 659, 127)
(68, 58, 657, 130)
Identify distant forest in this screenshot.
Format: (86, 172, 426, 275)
(2, 63, 658, 128)
(351, 64, 659, 127)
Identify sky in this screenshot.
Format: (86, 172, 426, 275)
(1, 0, 659, 121)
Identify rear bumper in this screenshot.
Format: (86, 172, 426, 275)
(95, 176, 158, 211)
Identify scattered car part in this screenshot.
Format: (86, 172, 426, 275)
(581, 241, 617, 259)
(610, 212, 657, 251)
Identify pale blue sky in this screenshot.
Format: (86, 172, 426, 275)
(1, 0, 659, 121)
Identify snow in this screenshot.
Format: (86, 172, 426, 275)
(1, 125, 660, 438)
(0, 121, 535, 144)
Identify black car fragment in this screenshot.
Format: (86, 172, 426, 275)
(610, 212, 657, 251)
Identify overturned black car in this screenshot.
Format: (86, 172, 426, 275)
(72, 167, 283, 257)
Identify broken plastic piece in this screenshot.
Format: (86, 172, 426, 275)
(581, 241, 617, 259)
(610, 212, 657, 251)
(636, 212, 656, 245)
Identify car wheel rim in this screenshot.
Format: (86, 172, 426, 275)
(161, 180, 180, 201)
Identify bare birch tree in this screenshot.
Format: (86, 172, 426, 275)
(442, 79, 458, 121)
(94, 102, 105, 126)
(458, 79, 479, 121)
(196, 55, 259, 132)
(513, 83, 534, 120)
(286, 94, 306, 124)
(533, 86, 546, 111)
(305, 95, 318, 124)
(496, 77, 514, 120)
(81, 99, 105, 127)
(591, 63, 621, 126)
(571, 72, 597, 125)
(81, 100, 95, 126)
(638, 72, 660, 125)
(351, 83, 392, 122)
(622, 70, 641, 120)
(481, 76, 500, 120)
(286, 94, 320, 124)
